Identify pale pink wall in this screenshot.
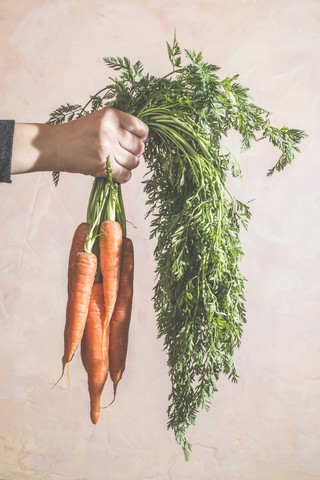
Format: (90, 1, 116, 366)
(0, 1, 319, 479)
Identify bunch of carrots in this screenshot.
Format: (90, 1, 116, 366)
(55, 161, 133, 424)
(48, 33, 307, 459)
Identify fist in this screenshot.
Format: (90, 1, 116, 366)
(56, 107, 149, 183)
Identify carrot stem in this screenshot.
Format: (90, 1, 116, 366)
(84, 157, 127, 282)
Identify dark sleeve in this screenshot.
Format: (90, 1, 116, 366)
(0, 120, 15, 183)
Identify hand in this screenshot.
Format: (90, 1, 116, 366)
(54, 108, 149, 183)
(11, 108, 149, 183)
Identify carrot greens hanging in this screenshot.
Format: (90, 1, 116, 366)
(48, 32, 307, 460)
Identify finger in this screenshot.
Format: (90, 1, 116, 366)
(111, 161, 132, 184)
(119, 111, 149, 141)
(118, 128, 145, 156)
(114, 150, 140, 171)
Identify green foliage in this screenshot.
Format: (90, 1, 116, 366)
(48, 34, 307, 460)
(47, 103, 82, 125)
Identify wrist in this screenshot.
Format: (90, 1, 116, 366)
(12, 123, 62, 174)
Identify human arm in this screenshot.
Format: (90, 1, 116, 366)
(9, 108, 149, 183)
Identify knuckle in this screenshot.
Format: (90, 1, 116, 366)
(137, 138, 145, 155)
(101, 107, 119, 128)
(103, 106, 115, 117)
(137, 120, 149, 141)
(143, 122, 149, 138)
(131, 155, 140, 169)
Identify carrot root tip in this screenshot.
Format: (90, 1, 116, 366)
(90, 411, 100, 424)
(50, 359, 67, 390)
(102, 382, 119, 409)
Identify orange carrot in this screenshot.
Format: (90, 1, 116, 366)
(62, 252, 97, 376)
(80, 328, 87, 372)
(108, 237, 134, 402)
(52, 225, 91, 389)
(99, 220, 123, 332)
(81, 282, 110, 424)
(67, 223, 90, 298)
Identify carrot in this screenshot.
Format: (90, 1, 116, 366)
(108, 237, 134, 402)
(81, 282, 110, 424)
(80, 327, 88, 372)
(61, 252, 97, 376)
(99, 220, 123, 332)
(67, 223, 90, 298)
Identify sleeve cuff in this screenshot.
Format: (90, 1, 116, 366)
(0, 120, 15, 183)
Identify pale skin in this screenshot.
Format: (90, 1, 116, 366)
(11, 108, 149, 183)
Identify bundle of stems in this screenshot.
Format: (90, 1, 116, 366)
(48, 32, 307, 460)
(84, 159, 126, 282)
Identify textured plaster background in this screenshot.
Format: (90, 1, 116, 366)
(0, 0, 319, 479)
